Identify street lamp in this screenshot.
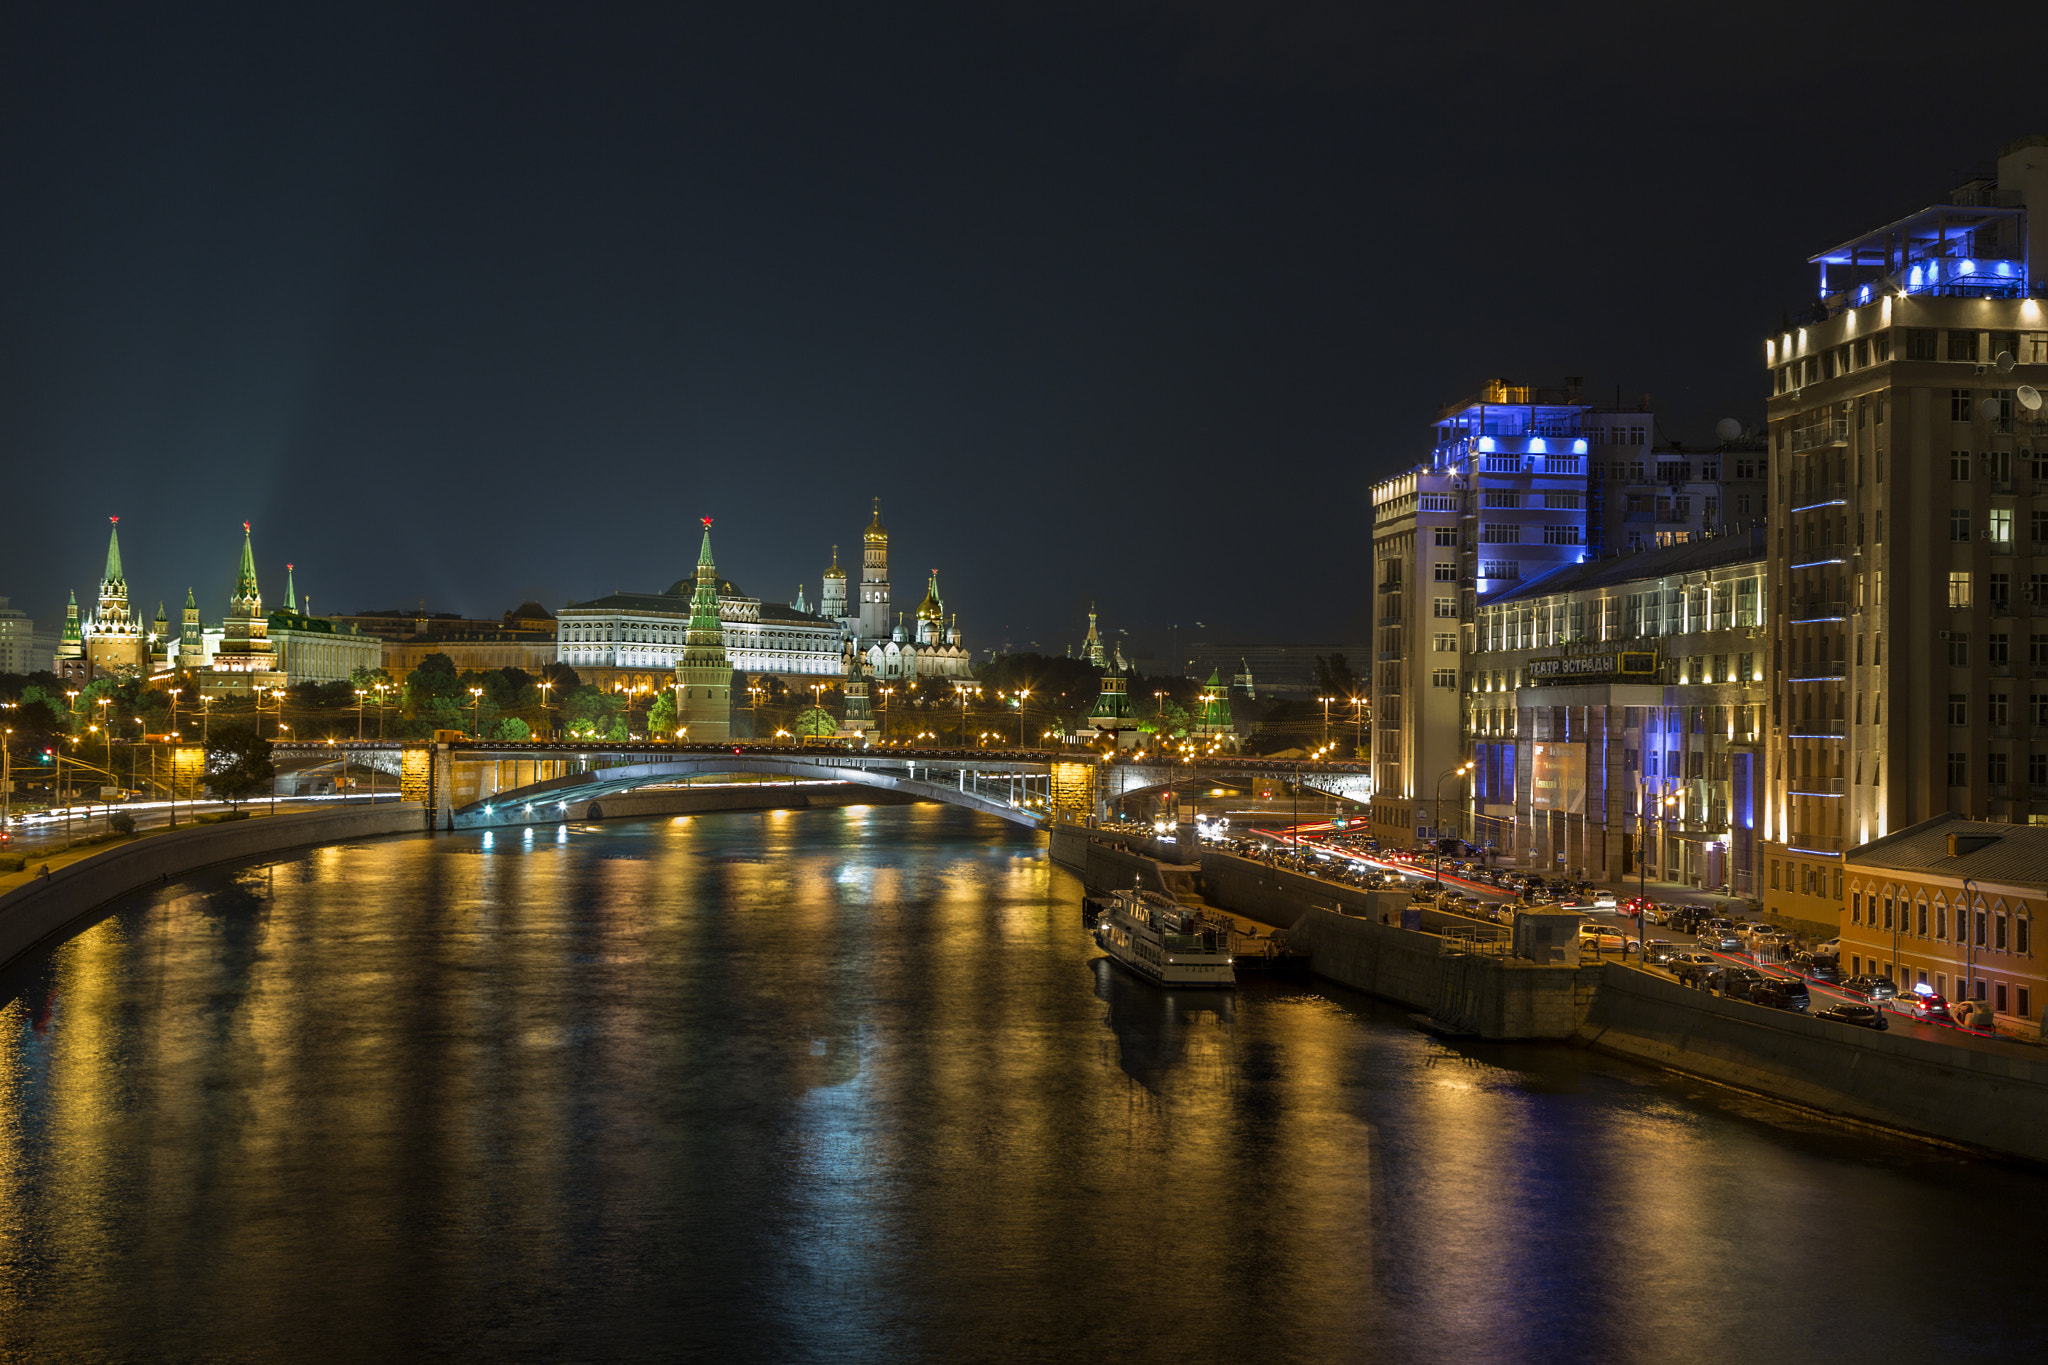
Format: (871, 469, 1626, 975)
(1014, 688, 1030, 746)
(536, 679, 554, 739)
(1434, 762, 1473, 887)
(1318, 695, 1335, 748)
(1637, 780, 1678, 955)
(469, 687, 484, 737)
(355, 689, 367, 741)
(1348, 694, 1367, 758)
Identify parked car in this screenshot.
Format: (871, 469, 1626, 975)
(1706, 966, 1768, 999)
(1577, 924, 1639, 954)
(1696, 929, 1743, 952)
(1754, 977, 1811, 1012)
(1816, 1003, 1889, 1030)
(1789, 954, 1842, 984)
(1642, 939, 1679, 965)
(1840, 974, 1900, 1001)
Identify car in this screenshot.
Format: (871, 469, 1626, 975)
(1706, 966, 1768, 999)
(1577, 924, 1639, 954)
(1620, 895, 1655, 919)
(1755, 977, 1811, 1012)
(1816, 1003, 1889, 1030)
(1790, 955, 1842, 985)
(1898, 989, 1953, 1023)
(1840, 974, 1900, 1001)
(1695, 930, 1743, 952)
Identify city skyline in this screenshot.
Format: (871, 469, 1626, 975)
(6, 6, 2045, 648)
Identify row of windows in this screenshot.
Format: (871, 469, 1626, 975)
(1481, 491, 1585, 509)
(1850, 888, 2030, 955)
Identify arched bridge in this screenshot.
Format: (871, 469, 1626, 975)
(270, 740, 1373, 831)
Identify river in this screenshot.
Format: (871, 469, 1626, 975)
(1, 803, 2044, 1363)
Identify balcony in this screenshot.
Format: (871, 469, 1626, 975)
(1789, 777, 1847, 796)
(1784, 833, 1846, 855)
(1791, 419, 1849, 454)
(1790, 668, 1848, 682)
(1790, 601, 1848, 623)
(1789, 720, 1847, 738)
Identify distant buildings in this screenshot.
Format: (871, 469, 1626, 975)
(1369, 378, 1761, 854)
(0, 597, 44, 674)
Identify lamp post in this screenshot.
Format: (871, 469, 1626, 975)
(469, 687, 484, 738)
(355, 689, 367, 741)
(1348, 694, 1367, 758)
(1434, 762, 1473, 887)
(880, 686, 894, 742)
(1318, 695, 1335, 748)
(1637, 780, 1677, 957)
(1961, 875, 1980, 1011)
(1015, 688, 1030, 746)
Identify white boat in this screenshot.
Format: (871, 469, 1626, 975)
(1091, 887, 1237, 988)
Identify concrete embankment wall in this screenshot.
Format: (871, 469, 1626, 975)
(1580, 964, 2048, 1161)
(0, 803, 428, 972)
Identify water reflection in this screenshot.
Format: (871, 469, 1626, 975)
(0, 805, 2044, 1363)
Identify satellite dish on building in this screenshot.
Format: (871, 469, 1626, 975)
(2019, 385, 2044, 412)
(1997, 350, 2018, 374)
(1715, 417, 1742, 441)
(1979, 396, 2004, 421)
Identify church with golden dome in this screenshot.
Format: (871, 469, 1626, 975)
(824, 499, 973, 682)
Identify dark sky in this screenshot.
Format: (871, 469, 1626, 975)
(4, 2, 2043, 660)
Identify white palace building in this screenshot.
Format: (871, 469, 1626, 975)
(555, 500, 974, 692)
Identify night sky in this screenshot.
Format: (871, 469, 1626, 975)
(4, 2, 2043, 660)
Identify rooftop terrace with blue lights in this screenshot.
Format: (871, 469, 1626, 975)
(1810, 197, 2039, 319)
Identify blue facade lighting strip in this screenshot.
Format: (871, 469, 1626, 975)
(1787, 791, 1847, 798)
(1791, 499, 1848, 513)
(1788, 730, 1847, 739)
(1790, 557, 1848, 570)
(1786, 845, 1844, 858)
(1789, 615, 1847, 624)
(1789, 672, 1847, 682)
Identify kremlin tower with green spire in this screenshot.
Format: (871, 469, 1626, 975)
(85, 515, 150, 679)
(204, 521, 285, 695)
(673, 518, 733, 741)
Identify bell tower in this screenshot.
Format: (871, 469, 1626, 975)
(859, 498, 891, 642)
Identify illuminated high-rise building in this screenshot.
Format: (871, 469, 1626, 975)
(1763, 135, 2048, 937)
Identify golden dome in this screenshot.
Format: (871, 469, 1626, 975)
(823, 544, 846, 580)
(864, 497, 887, 542)
(916, 571, 943, 622)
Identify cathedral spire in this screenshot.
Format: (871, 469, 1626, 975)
(285, 563, 297, 613)
(236, 521, 259, 599)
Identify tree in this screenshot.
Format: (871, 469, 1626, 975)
(491, 716, 532, 741)
(648, 690, 678, 740)
(204, 726, 274, 808)
(404, 653, 462, 708)
(792, 706, 837, 737)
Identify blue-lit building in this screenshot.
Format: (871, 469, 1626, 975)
(1369, 379, 1653, 848)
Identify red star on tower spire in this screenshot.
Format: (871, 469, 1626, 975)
(701, 517, 713, 530)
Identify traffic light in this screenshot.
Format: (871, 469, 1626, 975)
(39, 748, 53, 765)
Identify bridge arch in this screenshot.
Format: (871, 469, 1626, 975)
(448, 754, 1048, 830)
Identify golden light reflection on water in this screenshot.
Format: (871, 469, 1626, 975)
(0, 807, 2041, 1362)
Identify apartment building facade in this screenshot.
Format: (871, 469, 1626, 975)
(1763, 135, 2048, 922)
(1462, 532, 1768, 891)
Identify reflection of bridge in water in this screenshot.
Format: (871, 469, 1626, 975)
(270, 741, 1373, 831)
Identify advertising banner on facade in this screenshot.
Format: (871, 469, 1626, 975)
(1529, 741, 1586, 813)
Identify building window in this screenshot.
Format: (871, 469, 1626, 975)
(1483, 491, 1522, 509)
(1990, 509, 2014, 545)
(1906, 328, 1940, 359)
(1997, 914, 2010, 951)
(2031, 753, 2047, 784)
(1434, 526, 1458, 546)
(1433, 597, 1457, 618)
(1950, 332, 1981, 363)
(1991, 633, 2011, 664)
(1952, 452, 1973, 481)
(1434, 561, 1457, 581)
(1949, 752, 1969, 785)
(1431, 669, 1457, 689)
(1950, 572, 1973, 609)
(1544, 492, 1582, 510)
(1433, 633, 1456, 652)
(1950, 635, 1970, 667)
(1989, 752, 2009, 784)
(1952, 508, 1973, 541)
(1948, 694, 1968, 726)
(1481, 524, 1522, 543)
(1542, 525, 1583, 545)
(1990, 693, 2010, 725)
(2020, 919, 2031, 956)
(1479, 562, 1520, 582)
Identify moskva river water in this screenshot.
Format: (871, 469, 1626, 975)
(3, 804, 2046, 1363)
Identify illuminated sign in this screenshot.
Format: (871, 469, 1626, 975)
(1527, 650, 1658, 683)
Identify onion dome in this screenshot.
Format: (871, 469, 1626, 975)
(864, 497, 888, 543)
(916, 571, 944, 623)
(823, 544, 846, 580)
